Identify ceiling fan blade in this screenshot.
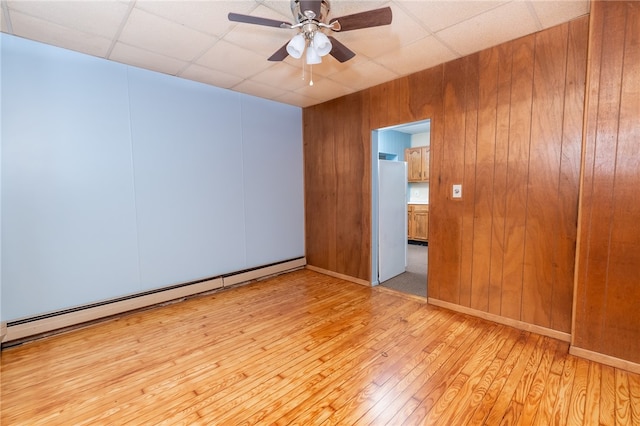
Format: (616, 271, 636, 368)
(228, 12, 292, 29)
(329, 7, 392, 32)
(299, 0, 322, 20)
(268, 43, 290, 61)
(327, 36, 356, 63)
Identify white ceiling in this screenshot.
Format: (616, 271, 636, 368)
(1, 0, 590, 108)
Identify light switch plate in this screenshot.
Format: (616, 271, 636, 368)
(452, 184, 462, 199)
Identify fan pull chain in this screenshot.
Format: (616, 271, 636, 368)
(309, 65, 314, 86)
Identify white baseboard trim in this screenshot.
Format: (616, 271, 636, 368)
(305, 265, 371, 287)
(3, 277, 222, 344)
(3, 257, 306, 344)
(428, 298, 571, 342)
(222, 258, 306, 287)
(570, 345, 640, 375)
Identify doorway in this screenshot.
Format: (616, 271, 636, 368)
(372, 119, 430, 299)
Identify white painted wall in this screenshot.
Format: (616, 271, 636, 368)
(1, 34, 304, 321)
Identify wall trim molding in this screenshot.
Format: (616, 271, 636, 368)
(0, 322, 6, 341)
(305, 265, 371, 287)
(428, 298, 571, 342)
(2, 257, 306, 345)
(222, 258, 306, 287)
(570, 345, 640, 375)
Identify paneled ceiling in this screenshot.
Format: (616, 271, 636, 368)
(1, 0, 590, 108)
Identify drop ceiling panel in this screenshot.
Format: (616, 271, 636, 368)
(329, 59, 398, 91)
(249, 62, 311, 91)
(294, 76, 352, 100)
(233, 78, 290, 100)
(180, 64, 244, 89)
(135, 1, 253, 37)
(9, 11, 113, 57)
(375, 35, 457, 76)
(400, 1, 509, 33)
(275, 90, 322, 108)
(530, 0, 591, 28)
(110, 42, 188, 76)
(197, 39, 274, 78)
(1, 0, 590, 107)
(6, 0, 131, 38)
(436, 1, 541, 56)
(119, 8, 216, 62)
(336, 3, 430, 59)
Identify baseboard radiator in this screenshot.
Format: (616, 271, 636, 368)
(2, 257, 306, 346)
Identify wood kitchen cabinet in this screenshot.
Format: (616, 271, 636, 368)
(408, 204, 429, 242)
(405, 147, 430, 182)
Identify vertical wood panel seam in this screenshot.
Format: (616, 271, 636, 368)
(435, 65, 446, 300)
(470, 58, 479, 308)
(552, 23, 571, 331)
(570, 23, 588, 343)
(487, 50, 500, 314)
(520, 35, 537, 323)
(599, 4, 629, 355)
(498, 44, 515, 318)
(459, 58, 468, 306)
(576, 5, 604, 347)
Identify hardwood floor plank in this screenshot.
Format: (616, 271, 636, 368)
(583, 361, 602, 426)
(316, 307, 456, 425)
(0, 269, 637, 425)
(566, 357, 589, 424)
(515, 337, 558, 425)
(531, 341, 571, 426)
(263, 300, 442, 425)
(203, 298, 423, 425)
(446, 329, 523, 425)
(615, 368, 632, 426)
(599, 364, 617, 426)
(629, 373, 640, 425)
(20, 280, 372, 418)
(361, 316, 481, 425)
(383, 320, 490, 424)
(467, 330, 529, 424)
(482, 333, 542, 424)
(552, 353, 578, 425)
(417, 324, 513, 425)
(322, 311, 460, 425)
(117, 286, 413, 424)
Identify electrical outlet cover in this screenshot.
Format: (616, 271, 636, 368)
(452, 184, 462, 199)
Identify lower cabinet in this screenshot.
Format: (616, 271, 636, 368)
(408, 204, 429, 242)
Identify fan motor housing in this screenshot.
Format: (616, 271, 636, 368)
(291, 0, 331, 23)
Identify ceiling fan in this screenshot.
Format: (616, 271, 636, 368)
(228, 0, 392, 64)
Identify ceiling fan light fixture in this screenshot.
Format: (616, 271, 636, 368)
(229, 1, 393, 65)
(313, 32, 332, 56)
(306, 45, 322, 64)
(286, 33, 306, 59)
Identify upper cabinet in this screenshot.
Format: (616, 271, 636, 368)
(405, 146, 430, 182)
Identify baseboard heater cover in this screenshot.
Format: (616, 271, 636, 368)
(2, 257, 306, 345)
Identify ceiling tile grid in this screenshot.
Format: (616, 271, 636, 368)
(1, 0, 590, 107)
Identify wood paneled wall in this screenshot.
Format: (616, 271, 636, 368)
(303, 17, 589, 334)
(303, 92, 372, 280)
(430, 18, 589, 334)
(573, 0, 640, 364)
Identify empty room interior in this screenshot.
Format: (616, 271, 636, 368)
(1, 0, 640, 424)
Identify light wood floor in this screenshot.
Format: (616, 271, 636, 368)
(2, 269, 639, 425)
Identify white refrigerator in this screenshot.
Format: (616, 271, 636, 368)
(378, 160, 407, 283)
